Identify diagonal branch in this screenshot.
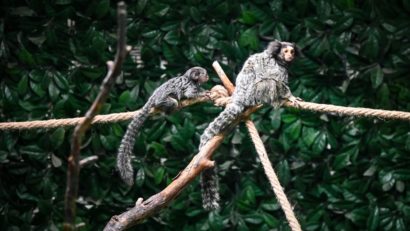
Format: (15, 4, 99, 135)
(103, 135, 224, 231)
(63, 2, 130, 230)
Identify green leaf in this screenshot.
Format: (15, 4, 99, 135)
(94, 0, 110, 18)
(49, 128, 65, 150)
(56, 0, 72, 5)
(333, 152, 351, 170)
(209, 211, 224, 230)
(276, 160, 291, 185)
(118, 90, 131, 105)
(362, 32, 379, 59)
(135, 168, 145, 187)
(136, 0, 148, 14)
(269, 109, 281, 129)
(312, 131, 327, 154)
(148, 142, 167, 157)
(53, 73, 70, 92)
(281, 113, 298, 123)
(240, 10, 258, 24)
(370, 65, 384, 89)
(367, 206, 380, 231)
(261, 202, 280, 211)
(48, 81, 60, 102)
(142, 29, 160, 39)
(272, 23, 289, 41)
(99, 135, 117, 151)
(285, 119, 302, 140)
(302, 127, 320, 147)
(345, 207, 367, 225)
(244, 214, 263, 224)
(17, 48, 35, 66)
(81, 68, 104, 80)
(30, 80, 46, 97)
(154, 167, 165, 184)
(163, 30, 181, 45)
(153, 4, 170, 17)
(239, 28, 259, 50)
(262, 212, 279, 228)
(395, 217, 406, 231)
(17, 75, 29, 95)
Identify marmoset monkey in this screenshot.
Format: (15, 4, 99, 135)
(199, 40, 301, 210)
(117, 67, 209, 186)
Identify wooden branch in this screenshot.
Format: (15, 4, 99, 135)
(103, 135, 224, 231)
(63, 2, 130, 230)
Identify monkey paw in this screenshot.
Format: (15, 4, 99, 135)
(210, 85, 229, 99)
(204, 90, 212, 99)
(288, 96, 302, 108)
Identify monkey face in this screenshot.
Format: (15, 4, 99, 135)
(266, 40, 297, 64)
(281, 45, 296, 62)
(187, 67, 209, 84)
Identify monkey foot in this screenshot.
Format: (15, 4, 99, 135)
(288, 96, 303, 108)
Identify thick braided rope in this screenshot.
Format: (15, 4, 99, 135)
(245, 120, 302, 231)
(0, 98, 207, 130)
(287, 101, 410, 121)
(0, 112, 137, 130)
(1, 92, 410, 131)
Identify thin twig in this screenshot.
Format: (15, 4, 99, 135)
(63, 2, 129, 230)
(79, 156, 99, 168)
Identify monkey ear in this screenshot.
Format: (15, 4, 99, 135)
(189, 69, 200, 81)
(292, 43, 303, 57)
(266, 40, 282, 56)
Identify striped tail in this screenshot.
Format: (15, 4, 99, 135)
(117, 103, 151, 186)
(201, 166, 220, 210)
(199, 103, 244, 210)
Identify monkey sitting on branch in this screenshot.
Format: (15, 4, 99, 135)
(117, 67, 210, 186)
(198, 40, 302, 210)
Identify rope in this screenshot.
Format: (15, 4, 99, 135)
(289, 101, 410, 121)
(1, 91, 410, 131)
(0, 97, 209, 130)
(0, 112, 136, 130)
(245, 120, 302, 231)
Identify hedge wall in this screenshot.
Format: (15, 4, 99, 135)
(1, 0, 410, 230)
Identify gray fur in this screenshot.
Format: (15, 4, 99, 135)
(117, 67, 209, 186)
(199, 40, 298, 210)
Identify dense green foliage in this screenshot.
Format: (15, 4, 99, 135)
(1, 0, 410, 230)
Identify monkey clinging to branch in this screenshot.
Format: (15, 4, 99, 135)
(199, 40, 301, 210)
(117, 67, 210, 186)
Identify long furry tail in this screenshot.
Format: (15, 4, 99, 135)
(117, 104, 151, 186)
(199, 103, 245, 148)
(201, 167, 220, 210)
(199, 103, 244, 210)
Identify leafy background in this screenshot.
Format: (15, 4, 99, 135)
(1, 0, 410, 230)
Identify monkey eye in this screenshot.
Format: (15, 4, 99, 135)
(284, 48, 294, 54)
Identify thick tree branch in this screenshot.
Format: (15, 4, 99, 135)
(103, 135, 223, 230)
(64, 2, 130, 230)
